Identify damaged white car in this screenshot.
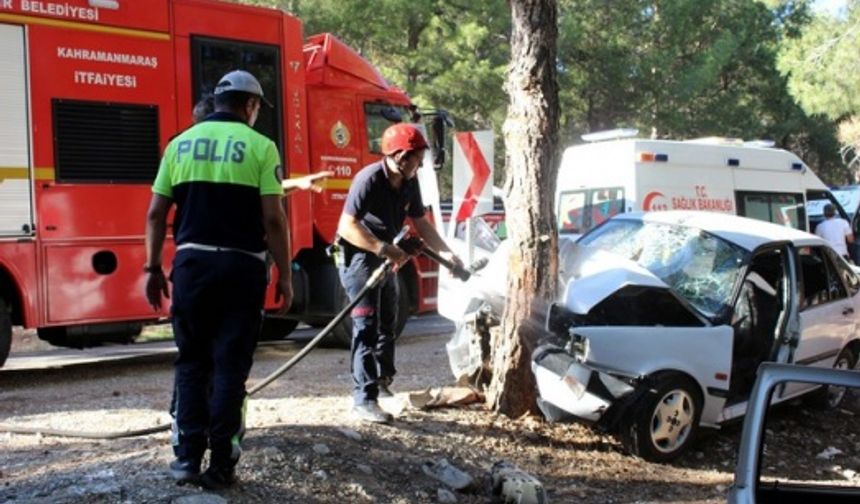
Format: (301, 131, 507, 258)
(531, 211, 860, 462)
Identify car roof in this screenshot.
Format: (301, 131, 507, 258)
(615, 211, 828, 251)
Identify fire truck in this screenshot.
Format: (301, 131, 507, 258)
(0, 0, 442, 366)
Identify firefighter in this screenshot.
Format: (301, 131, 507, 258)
(336, 123, 463, 424)
(144, 70, 292, 490)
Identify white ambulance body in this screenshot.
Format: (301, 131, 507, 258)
(556, 138, 839, 239)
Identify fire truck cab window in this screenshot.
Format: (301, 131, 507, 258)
(191, 37, 282, 151)
(365, 103, 413, 154)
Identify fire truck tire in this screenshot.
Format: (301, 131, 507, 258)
(0, 298, 11, 368)
(259, 317, 300, 341)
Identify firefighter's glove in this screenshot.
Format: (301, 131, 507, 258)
(379, 243, 409, 266)
(440, 251, 464, 270)
(397, 236, 425, 256)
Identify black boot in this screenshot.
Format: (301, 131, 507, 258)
(169, 458, 201, 485)
(200, 465, 237, 491)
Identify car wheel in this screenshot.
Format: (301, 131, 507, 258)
(621, 373, 702, 463)
(809, 347, 857, 409)
(0, 298, 11, 368)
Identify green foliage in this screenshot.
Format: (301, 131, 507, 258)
(778, 1, 860, 119)
(246, 0, 509, 195)
(235, 0, 847, 183)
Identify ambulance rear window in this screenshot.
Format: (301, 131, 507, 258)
(558, 187, 624, 235)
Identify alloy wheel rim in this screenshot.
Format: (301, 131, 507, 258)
(650, 389, 695, 454)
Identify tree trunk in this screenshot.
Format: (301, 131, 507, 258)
(486, 0, 559, 416)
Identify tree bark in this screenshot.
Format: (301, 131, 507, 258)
(486, 0, 559, 416)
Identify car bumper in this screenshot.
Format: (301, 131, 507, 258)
(531, 344, 636, 424)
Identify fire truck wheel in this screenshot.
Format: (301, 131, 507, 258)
(259, 317, 300, 341)
(0, 298, 11, 367)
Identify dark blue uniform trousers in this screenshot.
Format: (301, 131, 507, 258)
(170, 249, 266, 469)
(338, 251, 397, 404)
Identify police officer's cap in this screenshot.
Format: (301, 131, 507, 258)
(215, 70, 273, 107)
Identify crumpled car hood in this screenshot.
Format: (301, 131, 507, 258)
(558, 241, 676, 315)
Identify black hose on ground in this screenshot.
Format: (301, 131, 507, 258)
(0, 260, 394, 440)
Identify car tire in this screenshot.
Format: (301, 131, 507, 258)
(0, 297, 11, 368)
(809, 347, 857, 409)
(259, 317, 300, 341)
(621, 373, 702, 463)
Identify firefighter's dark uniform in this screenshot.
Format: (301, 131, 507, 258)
(338, 161, 424, 405)
(152, 111, 283, 471)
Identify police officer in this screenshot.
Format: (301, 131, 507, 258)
(190, 91, 333, 194)
(337, 123, 462, 424)
(144, 70, 292, 489)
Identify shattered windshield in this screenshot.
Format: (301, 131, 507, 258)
(577, 219, 749, 318)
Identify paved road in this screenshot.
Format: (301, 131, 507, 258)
(2, 314, 455, 372)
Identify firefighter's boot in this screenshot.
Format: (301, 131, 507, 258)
(169, 458, 201, 485)
(200, 465, 237, 491)
(352, 401, 393, 424)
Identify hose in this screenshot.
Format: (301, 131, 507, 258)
(0, 260, 394, 440)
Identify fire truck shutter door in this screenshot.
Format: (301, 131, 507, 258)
(0, 24, 32, 237)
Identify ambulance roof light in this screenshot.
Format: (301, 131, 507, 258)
(581, 128, 639, 143)
(743, 140, 776, 148)
(89, 0, 120, 9)
(684, 137, 744, 146)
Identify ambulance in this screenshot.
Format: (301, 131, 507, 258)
(555, 131, 847, 239)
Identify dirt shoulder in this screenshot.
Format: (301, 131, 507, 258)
(1, 323, 857, 503)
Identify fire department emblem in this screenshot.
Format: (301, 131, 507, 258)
(331, 121, 351, 149)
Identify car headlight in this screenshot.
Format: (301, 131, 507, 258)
(565, 332, 589, 361)
(546, 302, 585, 337)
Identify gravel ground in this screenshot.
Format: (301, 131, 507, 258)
(1, 321, 858, 503)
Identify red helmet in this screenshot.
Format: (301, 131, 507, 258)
(381, 123, 428, 155)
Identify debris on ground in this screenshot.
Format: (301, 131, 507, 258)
(408, 386, 482, 409)
(422, 458, 475, 490)
(491, 460, 548, 504)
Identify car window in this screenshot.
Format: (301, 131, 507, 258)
(825, 247, 860, 297)
(798, 246, 845, 308)
(756, 379, 860, 501)
(579, 219, 748, 318)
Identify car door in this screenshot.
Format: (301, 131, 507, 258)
(781, 245, 858, 398)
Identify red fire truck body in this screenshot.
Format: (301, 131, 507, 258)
(0, 0, 438, 363)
